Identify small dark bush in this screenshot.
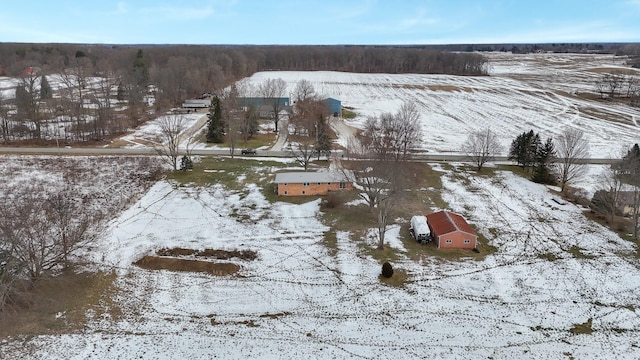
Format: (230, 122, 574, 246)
(320, 192, 345, 209)
(381, 261, 393, 278)
(180, 156, 194, 171)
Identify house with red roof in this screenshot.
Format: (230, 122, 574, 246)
(425, 211, 477, 249)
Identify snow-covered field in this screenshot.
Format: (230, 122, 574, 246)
(2, 161, 639, 359)
(3, 53, 640, 359)
(242, 52, 640, 157)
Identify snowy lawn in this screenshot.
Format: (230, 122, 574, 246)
(2, 161, 640, 359)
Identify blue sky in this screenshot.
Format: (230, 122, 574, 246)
(1, 0, 639, 45)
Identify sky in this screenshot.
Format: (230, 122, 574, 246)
(1, 0, 639, 45)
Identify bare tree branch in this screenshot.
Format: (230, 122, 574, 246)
(463, 129, 503, 171)
(555, 128, 589, 192)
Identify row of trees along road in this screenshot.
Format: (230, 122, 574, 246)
(507, 128, 590, 190)
(341, 102, 422, 250)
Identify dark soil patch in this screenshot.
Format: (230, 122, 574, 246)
(134, 256, 240, 276)
(156, 247, 257, 261)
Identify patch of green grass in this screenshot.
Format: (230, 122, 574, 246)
(567, 246, 595, 259)
(166, 156, 291, 190)
(217, 131, 276, 150)
(362, 242, 402, 263)
(323, 231, 338, 257)
(341, 108, 357, 119)
(569, 318, 593, 334)
(379, 268, 409, 287)
(496, 164, 532, 179)
(538, 252, 561, 262)
(0, 271, 120, 337)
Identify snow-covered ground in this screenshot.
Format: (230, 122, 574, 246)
(2, 160, 640, 359)
(241, 52, 640, 157)
(3, 53, 640, 359)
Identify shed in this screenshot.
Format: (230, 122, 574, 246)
(323, 98, 342, 117)
(274, 171, 352, 196)
(425, 211, 477, 249)
(182, 99, 211, 108)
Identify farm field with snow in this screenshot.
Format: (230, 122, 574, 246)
(3, 53, 640, 359)
(241, 52, 640, 157)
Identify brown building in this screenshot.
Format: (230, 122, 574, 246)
(274, 171, 353, 196)
(425, 211, 477, 249)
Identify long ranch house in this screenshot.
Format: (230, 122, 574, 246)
(274, 171, 352, 196)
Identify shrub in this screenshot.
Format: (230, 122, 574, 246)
(381, 261, 393, 278)
(320, 192, 345, 209)
(180, 156, 193, 171)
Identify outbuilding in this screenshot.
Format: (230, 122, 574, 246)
(425, 211, 477, 249)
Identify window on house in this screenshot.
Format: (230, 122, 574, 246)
(302, 191, 306, 195)
(283, 183, 287, 186)
(339, 182, 346, 189)
(303, 182, 310, 186)
(445, 239, 452, 244)
(464, 239, 471, 244)
(317, 182, 321, 185)
(327, 182, 332, 185)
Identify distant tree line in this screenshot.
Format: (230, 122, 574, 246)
(0, 43, 489, 78)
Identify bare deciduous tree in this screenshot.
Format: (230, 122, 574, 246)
(464, 129, 503, 171)
(341, 102, 422, 249)
(0, 92, 10, 144)
(155, 115, 187, 171)
(555, 128, 589, 192)
(591, 165, 626, 225)
(258, 78, 287, 132)
(288, 137, 316, 170)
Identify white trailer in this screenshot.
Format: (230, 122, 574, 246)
(410, 215, 431, 243)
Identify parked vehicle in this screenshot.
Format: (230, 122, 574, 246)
(410, 215, 432, 244)
(241, 148, 257, 155)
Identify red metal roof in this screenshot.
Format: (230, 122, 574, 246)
(426, 211, 476, 237)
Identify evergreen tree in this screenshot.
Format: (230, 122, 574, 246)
(180, 155, 193, 170)
(206, 96, 225, 143)
(315, 115, 332, 156)
(532, 137, 556, 184)
(132, 49, 149, 86)
(508, 130, 540, 168)
(39, 75, 52, 99)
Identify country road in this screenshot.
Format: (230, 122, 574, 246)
(0, 146, 617, 164)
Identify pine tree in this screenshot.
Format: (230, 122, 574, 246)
(532, 137, 556, 184)
(180, 155, 193, 171)
(508, 130, 539, 169)
(40, 75, 52, 99)
(132, 49, 149, 86)
(315, 115, 331, 156)
(206, 96, 225, 143)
